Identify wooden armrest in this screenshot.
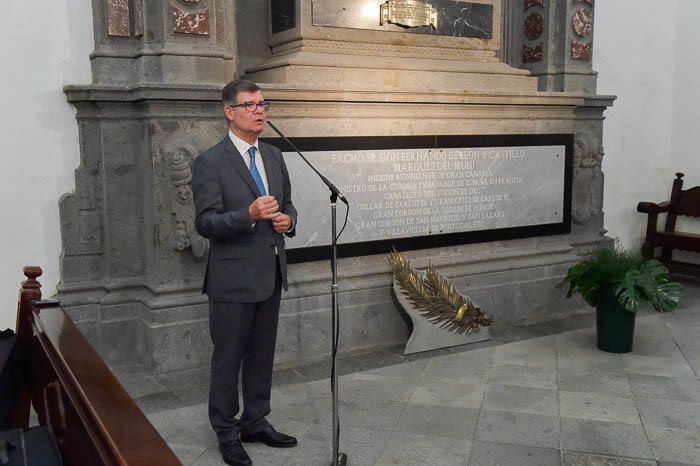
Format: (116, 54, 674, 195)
(637, 201, 670, 214)
(16, 267, 182, 466)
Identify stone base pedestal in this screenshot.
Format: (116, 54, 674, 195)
(392, 278, 491, 355)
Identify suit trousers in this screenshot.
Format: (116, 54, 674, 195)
(208, 265, 282, 444)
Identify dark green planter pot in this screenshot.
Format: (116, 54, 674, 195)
(596, 286, 636, 353)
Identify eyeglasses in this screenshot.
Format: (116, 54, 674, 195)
(227, 101, 270, 112)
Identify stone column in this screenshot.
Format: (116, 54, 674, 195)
(92, 0, 234, 84)
(60, 0, 235, 370)
(505, 0, 597, 93)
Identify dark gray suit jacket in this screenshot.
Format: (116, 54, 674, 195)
(192, 136, 297, 303)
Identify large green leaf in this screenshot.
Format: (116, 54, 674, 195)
(652, 281, 683, 312)
(561, 246, 682, 313)
(614, 270, 641, 313)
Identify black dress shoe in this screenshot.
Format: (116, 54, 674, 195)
(241, 425, 298, 448)
(219, 440, 252, 466)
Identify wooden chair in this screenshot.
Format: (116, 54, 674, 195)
(637, 172, 700, 276)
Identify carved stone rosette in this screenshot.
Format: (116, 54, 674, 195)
(570, 2, 594, 61)
(524, 13, 544, 40)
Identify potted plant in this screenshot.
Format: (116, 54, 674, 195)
(561, 245, 682, 353)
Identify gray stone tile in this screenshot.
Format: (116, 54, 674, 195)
(168, 443, 207, 466)
(483, 384, 558, 416)
(190, 445, 289, 466)
(492, 335, 557, 369)
(134, 391, 184, 414)
(631, 336, 685, 358)
(275, 424, 390, 466)
(628, 373, 700, 402)
(114, 370, 170, 399)
(283, 459, 331, 466)
(467, 440, 561, 466)
(188, 447, 229, 466)
(360, 358, 428, 380)
(394, 404, 480, 440)
(146, 403, 217, 448)
(269, 382, 332, 425)
(658, 463, 700, 466)
(559, 391, 641, 424)
(661, 308, 700, 327)
(557, 331, 627, 373)
(560, 418, 653, 459)
(558, 369, 633, 398)
(665, 325, 700, 353)
(374, 431, 471, 466)
(634, 315, 674, 340)
(646, 426, 700, 464)
(621, 353, 695, 378)
(557, 353, 627, 374)
(422, 348, 494, 382)
(475, 410, 559, 448)
(637, 398, 700, 430)
(341, 372, 416, 403)
(274, 379, 330, 402)
(556, 326, 597, 350)
(561, 451, 656, 466)
(408, 378, 486, 409)
(324, 398, 405, 429)
(488, 363, 557, 389)
(557, 337, 627, 374)
(268, 402, 330, 427)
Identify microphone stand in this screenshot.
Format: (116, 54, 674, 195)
(266, 121, 348, 466)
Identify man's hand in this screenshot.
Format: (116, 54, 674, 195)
(270, 213, 293, 233)
(249, 195, 279, 223)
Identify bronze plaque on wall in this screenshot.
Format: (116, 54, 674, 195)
(312, 0, 493, 39)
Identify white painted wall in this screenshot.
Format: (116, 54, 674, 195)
(594, 0, 700, 251)
(1, 2, 698, 329)
(0, 3, 93, 328)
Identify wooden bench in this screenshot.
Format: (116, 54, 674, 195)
(13, 266, 182, 465)
(637, 172, 700, 276)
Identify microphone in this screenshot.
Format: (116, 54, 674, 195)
(266, 120, 348, 205)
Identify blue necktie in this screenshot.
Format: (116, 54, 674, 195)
(247, 147, 267, 195)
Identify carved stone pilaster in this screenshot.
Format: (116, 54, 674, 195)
(91, 0, 234, 85)
(504, 0, 597, 93)
(164, 145, 208, 258)
(571, 131, 604, 226)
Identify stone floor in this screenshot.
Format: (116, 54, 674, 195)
(114, 280, 700, 466)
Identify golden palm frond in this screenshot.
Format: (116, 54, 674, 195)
(388, 249, 493, 335)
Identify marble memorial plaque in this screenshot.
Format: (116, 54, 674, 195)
(311, 0, 493, 39)
(284, 145, 565, 249)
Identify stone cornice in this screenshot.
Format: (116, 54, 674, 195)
(64, 83, 614, 108)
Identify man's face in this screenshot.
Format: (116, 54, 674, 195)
(225, 90, 266, 142)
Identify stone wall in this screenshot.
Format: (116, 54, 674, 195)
(60, 0, 613, 373)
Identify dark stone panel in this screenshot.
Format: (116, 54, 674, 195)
(271, 0, 296, 34)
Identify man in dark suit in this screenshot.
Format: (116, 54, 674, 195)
(193, 79, 298, 466)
